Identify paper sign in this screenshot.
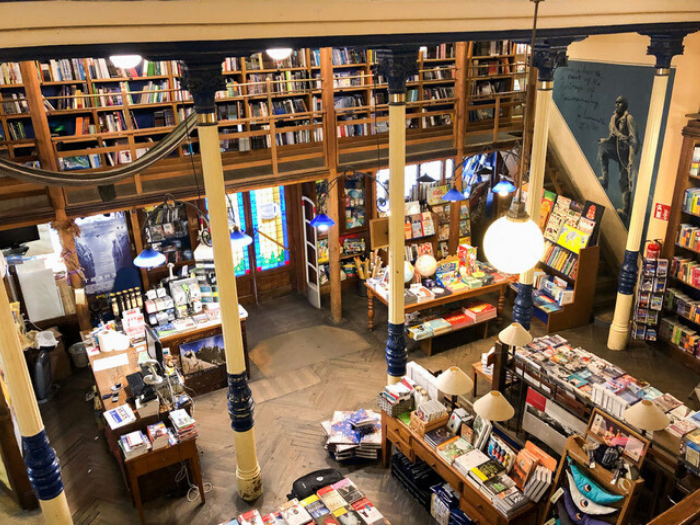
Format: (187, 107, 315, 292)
(653, 203, 670, 221)
(550, 487, 564, 504)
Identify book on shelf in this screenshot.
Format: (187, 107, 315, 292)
(0, 62, 22, 84)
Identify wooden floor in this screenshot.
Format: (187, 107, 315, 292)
(2, 292, 700, 524)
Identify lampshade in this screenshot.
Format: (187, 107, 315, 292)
(474, 391, 515, 422)
(418, 173, 436, 183)
(266, 48, 293, 61)
(483, 201, 544, 275)
(624, 399, 670, 432)
(193, 242, 214, 261)
(499, 322, 533, 347)
(436, 366, 473, 397)
(476, 166, 494, 176)
(133, 247, 166, 269)
(492, 180, 516, 196)
(310, 213, 335, 231)
(110, 55, 142, 70)
(442, 187, 466, 202)
(230, 228, 253, 247)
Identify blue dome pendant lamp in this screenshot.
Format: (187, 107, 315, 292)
(133, 247, 167, 269)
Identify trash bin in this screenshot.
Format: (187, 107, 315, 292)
(68, 342, 89, 368)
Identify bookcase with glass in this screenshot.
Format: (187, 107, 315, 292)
(660, 115, 700, 373)
(526, 191, 602, 332)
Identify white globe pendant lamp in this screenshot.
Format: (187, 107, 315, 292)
(483, 196, 544, 275)
(110, 55, 143, 70)
(266, 48, 293, 61)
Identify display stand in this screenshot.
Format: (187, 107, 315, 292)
(541, 436, 643, 525)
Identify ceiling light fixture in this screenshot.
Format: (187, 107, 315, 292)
(110, 55, 143, 70)
(266, 48, 293, 61)
(482, 0, 545, 275)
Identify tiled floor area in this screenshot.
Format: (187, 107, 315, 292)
(2, 290, 698, 524)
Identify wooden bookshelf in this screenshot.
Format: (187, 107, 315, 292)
(0, 62, 38, 167)
(659, 115, 700, 370)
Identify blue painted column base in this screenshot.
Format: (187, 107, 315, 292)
(513, 283, 534, 331)
(386, 321, 407, 378)
(22, 430, 64, 501)
(618, 250, 639, 295)
(227, 372, 254, 433)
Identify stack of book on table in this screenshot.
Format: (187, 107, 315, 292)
(522, 465, 553, 503)
(462, 301, 497, 323)
(146, 422, 171, 451)
(379, 376, 415, 407)
(321, 409, 382, 461)
(169, 409, 198, 441)
(119, 430, 151, 460)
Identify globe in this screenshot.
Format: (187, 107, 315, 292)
(415, 255, 438, 278)
(404, 261, 415, 283)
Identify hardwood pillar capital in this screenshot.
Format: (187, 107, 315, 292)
(181, 60, 226, 115)
(642, 30, 688, 70)
(375, 47, 419, 94)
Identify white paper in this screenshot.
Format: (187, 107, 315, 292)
(17, 268, 64, 322)
(92, 353, 129, 372)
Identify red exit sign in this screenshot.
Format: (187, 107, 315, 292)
(654, 203, 670, 221)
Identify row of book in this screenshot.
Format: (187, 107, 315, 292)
(514, 334, 696, 426)
(247, 71, 316, 94)
(659, 316, 700, 356)
(690, 145, 700, 177)
(671, 255, 700, 289)
(472, 40, 513, 57)
(664, 287, 700, 323)
(542, 194, 599, 253)
(404, 212, 435, 239)
(683, 187, 700, 215)
(423, 86, 455, 101)
(6, 121, 30, 140)
(407, 302, 497, 341)
(422, 66, 455, 81)
(224, 477, 386, 525)
(1, 92, 28, 114)
(0, 62, 22, 85)
(678, 223, 700, 252)
(321, 409, 381, 461)
(540, 241, 579, 279)
(421, 44, 456, 60)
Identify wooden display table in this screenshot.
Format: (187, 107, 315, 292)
(126, 439, 204, 525)
(365, 281, 507, 355)
(381, 411, 537, 525)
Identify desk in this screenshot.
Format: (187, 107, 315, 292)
(366, 281, 507, 355)
(126, 439, 203, 525)
(381, 411, 537, 525)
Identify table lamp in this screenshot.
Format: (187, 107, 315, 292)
(624, 399, 670, 435)
(498, 322, 532, 347)
(474, 390, 515, 422)
(436, 366, 473, 410)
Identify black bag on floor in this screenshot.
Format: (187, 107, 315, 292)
(287, 468, 343, 500)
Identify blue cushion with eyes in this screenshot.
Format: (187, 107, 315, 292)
(568, 458, 623, 505)
(566, 471, 617, 515)
(562, 489, 613, 525)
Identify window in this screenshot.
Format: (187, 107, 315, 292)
(420, 160, 442, 182)
(445, 158, 455, 180)
(250, 186, 290, 271)
(226, 193, 250, 276)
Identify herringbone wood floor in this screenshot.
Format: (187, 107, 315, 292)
(2, 292, 699, 524)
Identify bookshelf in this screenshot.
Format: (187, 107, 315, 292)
(660, 114, 700, 374)
(0, 62, 38, 167)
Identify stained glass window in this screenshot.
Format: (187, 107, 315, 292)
(250, 186, 289, 271)
(205, 193, 250, 276)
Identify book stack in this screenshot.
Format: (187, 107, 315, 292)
(491, 486, 529, 518)
(468, 459, 505, 486)
(678, 223, 700, 252)
(683, 429, 700, 468)
(119, 430, 151, 460)
(436, 436, 473, 465)
(351, 497, 388, 524)
(238, 509, 265, 525)
(462, 301, 497, 323)
(278, 498, 313, 525)
(424, 427, 456, 449)
(414, 399, 448, 424)
(522, 465, 552, 503)
(169, 409, 198, 442)
(146, 422, 171, 451)
(423, 318, 452, 336)
(379, 377, 415, 407)
(322, 409, 382, 461)
(442, 311, 472, 330)
(261, 512, 285, 524)
(454, 448, 489, 478)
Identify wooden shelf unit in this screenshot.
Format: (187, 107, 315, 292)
(0, 62, 38, 166)
(660, 115, 700, 370)
(531, 244, 600, 332)
(0, 41, 526, 218)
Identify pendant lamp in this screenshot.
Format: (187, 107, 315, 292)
(483, 195, 544, 275)
(436, 366, 473, 410)
(442, 185, 466, 202)
(110, 55, 143, 70)
(230, 226, 253, 247)
(473, 390, 515, 422)
(418, 173, 436, 183)
(492, 179, 516, 196)
(266, 48, 293, 61)
(133, 247, 166, 269)
(310, 213, 335, 231)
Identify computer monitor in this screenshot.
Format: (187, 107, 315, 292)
(0, 225, 40, 251)
(144, 325, 164, 369)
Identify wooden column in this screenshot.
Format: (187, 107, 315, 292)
(183, 61, 262, 501)
(450, 42, 468, 253)
(377, 48, 418, 385)
(0, 265, 72, 523)
(19, 61, 91, 331)
(320, 48, 342, 323)
(608, 32, 687, 350)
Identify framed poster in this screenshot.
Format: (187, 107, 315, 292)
(585, 408, 650, 468)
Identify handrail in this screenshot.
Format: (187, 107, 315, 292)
(648, 487, 700, 525)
